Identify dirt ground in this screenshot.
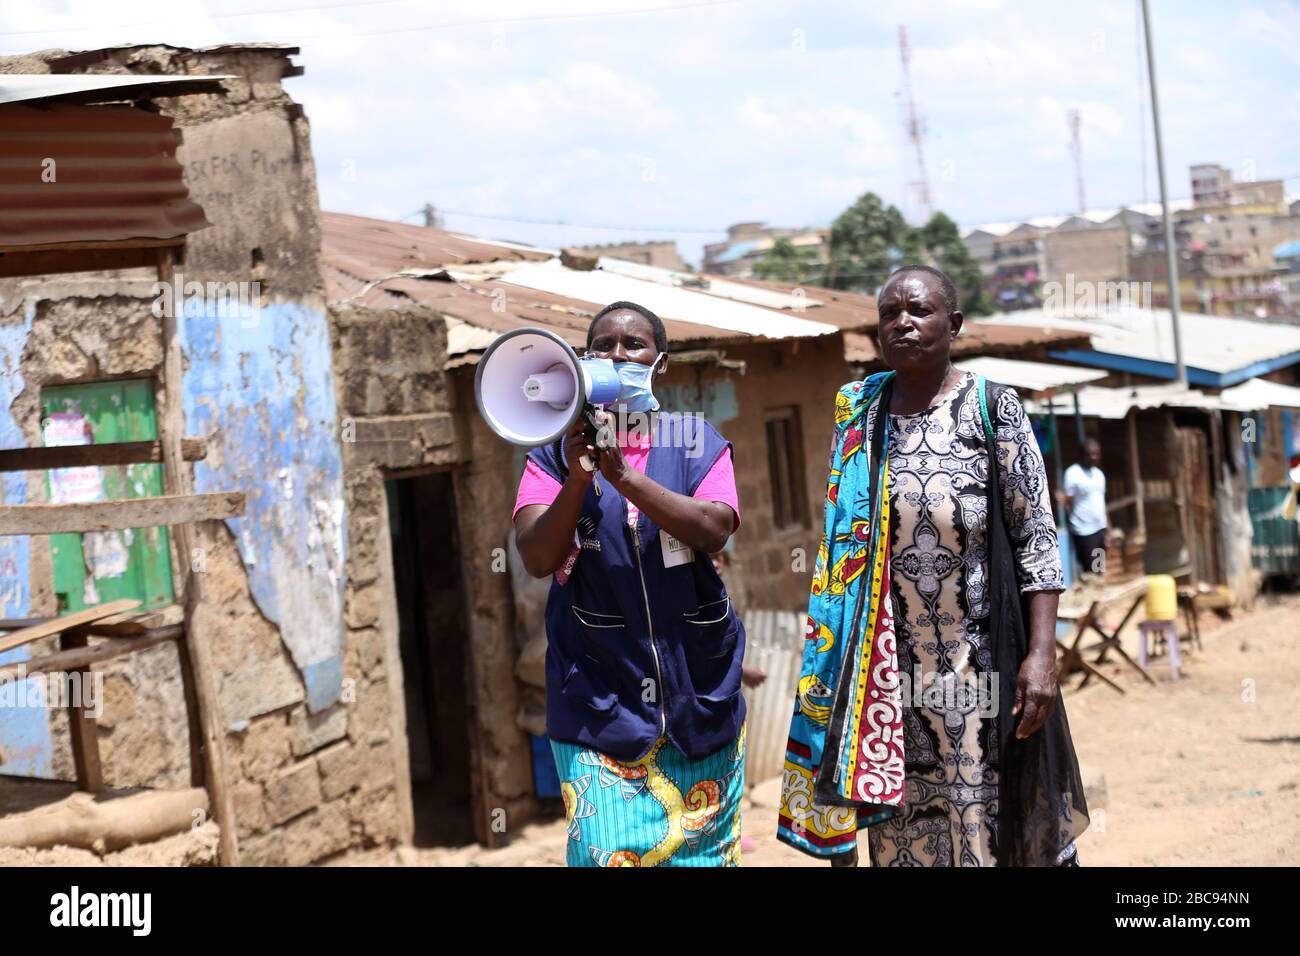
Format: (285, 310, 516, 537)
(339, 589, 1300, 868)
(6, 591, 1292, 868)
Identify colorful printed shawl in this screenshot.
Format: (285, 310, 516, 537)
(777, 370, 1091, 864)
(776, 371, 904, 857)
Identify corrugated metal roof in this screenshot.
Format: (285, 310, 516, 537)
(1025, 382, 1228, 420)
(956, 357, 1108, 393)
(321, 211, 880, 362)
(963, 200, 1194, 239)
(700, 276, 823, 311)
(48, 42, 300, 64)
(0, 73, 231, 106)
(322, 211, 553, 278)
(717, 276, 880, 331)
(1217, 377, 1300, 410)
(974, 307, 1300, 382)
(497, 262, 841, 339)
(590, 258, 834, 313)
(0, 102, 210, 251)
(323, 261, 748, 363)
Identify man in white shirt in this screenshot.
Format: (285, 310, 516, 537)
(1061, 439, 1109, 580)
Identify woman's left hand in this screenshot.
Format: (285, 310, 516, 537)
(1011, 648, 1058, 739)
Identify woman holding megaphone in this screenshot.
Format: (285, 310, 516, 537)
(512, 300, 747, 867)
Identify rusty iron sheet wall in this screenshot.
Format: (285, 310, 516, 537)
(740, 608, 805, 787)
(0, 102, 209, 249)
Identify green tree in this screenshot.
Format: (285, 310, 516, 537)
(752, 236, 827, 285)
(747, 191, 993, 315)
(824, 192, 912, 293)
(918, 211, 993, 316)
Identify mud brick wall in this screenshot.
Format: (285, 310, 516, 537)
(447, 368, 539, 841)
(329, 300, 540, 848)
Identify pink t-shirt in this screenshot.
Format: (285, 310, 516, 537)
(512, 433, 740, 532)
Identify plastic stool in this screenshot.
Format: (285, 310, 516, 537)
(1137, 620, 1181, 680)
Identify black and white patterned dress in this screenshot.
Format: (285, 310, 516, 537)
(864, 370, 1067, 867)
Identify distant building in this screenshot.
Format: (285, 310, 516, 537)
(1129, 189, 1300, 319)
(1190, 163, 1233, 204)
(1275, 239, 1300, 317)
(964, 161, 1298, 319)
(962, 228, 997, 271)
(987, 223, 1046, 309)
(702, 222, 829, 277)
(1043, 222, 1126, 291)
(562, 239, 689, 272)
(1190, 163, 1287, 216)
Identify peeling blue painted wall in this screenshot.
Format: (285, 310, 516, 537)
(180, 298, 348, 714)
(0, 303, 54, 778)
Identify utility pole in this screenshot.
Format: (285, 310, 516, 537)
(422, 202, 443, 229)
(1141, 0, 1187, 387)
(1067, 108, 1086, 214)
(898, 26, 933, 222)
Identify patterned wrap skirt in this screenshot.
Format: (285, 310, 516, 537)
(550, 725, 746, 867)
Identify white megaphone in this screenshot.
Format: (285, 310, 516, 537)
(474, 327, 623, 472)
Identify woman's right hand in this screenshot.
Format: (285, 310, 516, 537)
(562, 418, 596, 487)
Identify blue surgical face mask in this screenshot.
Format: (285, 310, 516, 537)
(612, 353, 664, 413)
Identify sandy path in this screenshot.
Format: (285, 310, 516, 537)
(339, 592, 1300, 867)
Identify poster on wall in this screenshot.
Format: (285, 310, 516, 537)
(42, 411, 103, 505)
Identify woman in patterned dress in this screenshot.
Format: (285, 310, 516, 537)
(779, 265, 1088, 867)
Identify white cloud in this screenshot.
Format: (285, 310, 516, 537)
(1, 0, 1291, 265)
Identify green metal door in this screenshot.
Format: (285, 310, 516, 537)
(1248, 486, 1300, 576)
(42, 380, 174, 611)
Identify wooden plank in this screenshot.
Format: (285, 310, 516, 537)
(0, 241, 183, 279)
(1127, 409, 1146, 538)
(0, 617, 48, 630)
(175, 629, 207, 789)
(0, 491, 244, 535)
(0, 438, 206, 472)
(0, 599, 140, 656)
(59, 628, 104, 793)
(0, 237, 184, 255)
(158, 247, 240, 867)
(83, 605, 178, 635)
(0, 626, 181, 679)
(0, 786, 208, 852)
(85, 620, 149, 637)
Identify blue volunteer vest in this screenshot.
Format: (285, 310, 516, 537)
(529, 411, 746, 762)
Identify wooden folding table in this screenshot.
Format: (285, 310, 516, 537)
(1056, 578, 1155, 693)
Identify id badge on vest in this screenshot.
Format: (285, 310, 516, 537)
(660, 528, 694, 567)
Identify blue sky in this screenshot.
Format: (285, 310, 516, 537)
(4, 0, 1298, 266)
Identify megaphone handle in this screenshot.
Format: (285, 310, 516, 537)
(579, 405, 605, 469)
(580, 452, 602, 496)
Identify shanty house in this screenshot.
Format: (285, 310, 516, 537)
(0, 45, 404, 867)
(977, 308, 1300, 602)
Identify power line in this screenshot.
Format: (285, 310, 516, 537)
(1, 0, 745, 41)
(403, 166, 1300, 242)
(435, 209, 730, 235)
(2, 0, 413, 37)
